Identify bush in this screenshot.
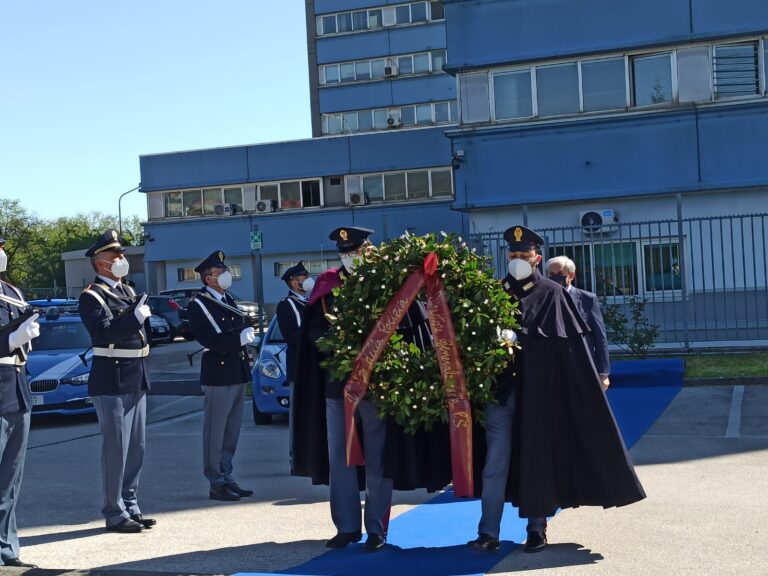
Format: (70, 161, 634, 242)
(601, 296, 659, 359)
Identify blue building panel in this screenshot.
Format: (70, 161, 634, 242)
(245, 138, 351, 181)
(388, 23, 446, 54)
(450, 112, 700, 207)
(348, 127, 451, 173)
(317, 30, 391, 64)
(140, 148, 249, 192)
(319, 75, 454, 112)
(443, 0, 691, 70)
(314, 1, 439, 15)
(691, 0, 768, 37)
(697, 104, 768, 189)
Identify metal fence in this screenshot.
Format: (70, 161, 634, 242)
(20, 286, 84, 301)
(469, 213, 768, 348)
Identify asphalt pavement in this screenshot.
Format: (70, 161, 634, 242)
(3, 342, 767, 576)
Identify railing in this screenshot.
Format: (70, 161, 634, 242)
(469, 213, 768, 348)
(19, 286, 84, 301)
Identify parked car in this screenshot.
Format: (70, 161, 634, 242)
(251, 317, 288, 425)
(147, 295, 193, 340)
(145, 314, 172, 346)
(28, 298, 80, 314)
(159, 288, 260, 323)
(26, 310, 95, 416)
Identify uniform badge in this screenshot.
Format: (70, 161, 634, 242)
(111, 230, 118, 241)
(514, 227, 523, 242)
(340, 230, 348, 241)
(218, 251, 225, 261)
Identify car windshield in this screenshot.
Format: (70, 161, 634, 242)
(34, 321, 92, 351)
(268, 320, 286, 343)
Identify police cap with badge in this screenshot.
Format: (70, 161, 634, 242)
(503, 225, 545, 252)
(281, 262, 309, 283)
(503, 225, 545, 296)
(329, 226, 373, 252)
(194, 251, 227, 275)
(85, 229, 126, 258)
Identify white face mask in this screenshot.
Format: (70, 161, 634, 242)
(110, 257, 130, 279)
(508, 258, 533, 280)
(0, 249, 6, 273)
(215, 270, 233, 290)
(340, 254, 360, 272)
(299, 277, 314, 294)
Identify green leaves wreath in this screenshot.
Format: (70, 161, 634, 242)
(318, 233, 520, 432)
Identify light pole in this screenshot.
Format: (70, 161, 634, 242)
(118, 185, 141, 240)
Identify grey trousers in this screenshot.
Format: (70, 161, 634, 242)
(326, 397, 392, 537)
(479, 393, 546, 539)
(203, 383, 245, 488)
(0, 411, 29, 562)
(92, 392, 146, 527)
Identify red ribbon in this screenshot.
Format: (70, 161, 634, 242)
(343, 252, 474, 498)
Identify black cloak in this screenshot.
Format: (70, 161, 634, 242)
(506, 269, 646, 518)
(291, 271, 451, 492)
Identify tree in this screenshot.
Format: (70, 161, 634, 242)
(0, 198, 42, 285)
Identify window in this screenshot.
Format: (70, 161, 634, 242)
(677, 47, 712, 102)
(434, 101, 450, 122)
(713, 42, 759, 99)
(182, 190, 202, 216)
(395, 5, 411, 24)
(327, 114, 342, 134)
(280, 182, 301, 209)
(461, 72, 491, 123)
(164, 192, 182, 217)
(431, 170, 452, 197)
(364, 175, 384, 202)
(594, 242, 638, 297)
(358, 109, 374, 131)
(369, 9, 383, 28)
(401, 106, 416, 125)
(259, 184, 278, 204)
(342, 111, 359, 132)
(371, 59, 386, 78)
(415, 104, 432, 124)
(385, 173, 407, 200)
(321, 15, 336, 35)
(633, 53, 672, 106)
(414, 53, 430, 74)
(643, 242, 682, 291)
(581, 58, 627, 112)
(277, 260, 333, 277)
(338, 12, 353, 33)
(398, 55, 414, 75)
(432, 50, 446, 72)
(224, 187, 243, 213)
(411, 2, 428, 22)
(301, 180, 322, 208)
(407, 171, 430, 198)
(352, 10, 368, 30)
(177, 267, 198, 282)
(203, 188, 221, 215)
(373, 109, 388, 129)
(546, 245, 594, 292)
(430, 1, 445, 20)
(229, 264, 242, 280)
(537, 62, 580, 116)
(340, 62, 355, 82)
(321, 101, 457, 134)
(355, 61, 371, 81)
(493, 69, 533, 119)
(324, 65, 340, 84)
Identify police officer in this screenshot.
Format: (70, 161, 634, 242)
(79, 229, 156, 533)
(187, 250, 256, 501)
(0, 237, 40, 567)
(468, 226, 547, 553)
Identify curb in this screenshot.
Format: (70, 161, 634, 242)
(684, 376, 768, 387)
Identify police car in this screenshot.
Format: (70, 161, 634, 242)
(251, 316, 289, 425)
(26, 308, 95, 416)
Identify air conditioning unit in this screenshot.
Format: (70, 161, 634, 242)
(384, 65, 399, 78)
(256, 200, 275, 213)
(349, 192, 367, 206)
(386, 115, 402, 129)
(213, 203, 235, 216)
(579, 209, 617, 234)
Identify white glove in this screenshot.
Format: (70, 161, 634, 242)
(240, 327, 256, 346)
(500, 328, 518, 343)
(8, 313, 40, 351)
(133, 294, 151, 324)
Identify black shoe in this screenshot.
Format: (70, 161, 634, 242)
(467, 533, 501, 552)
(210, 485, 241, 501)
(226, 483, 254, 497)
(4, 558, 38, 568)
(326, 531, 363, 548)
(106, 518, 144, 533)
(525, 531, 547, 553)
(364, 533, 386, 552)
(130, 514, 157, 528)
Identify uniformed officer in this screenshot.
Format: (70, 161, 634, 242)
(187, 250, 256, 501)
(275, 262, 312, 463)
(78, 229, 156, 533)
(468, 226, 547, 553)
(0, 237, 40, 567)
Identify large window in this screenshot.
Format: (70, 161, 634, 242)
(493, 70, 532, 119)
(320, 49, 447, 86)
(276, 259, 335, 278)
(177, 264, 241, 283)
(317, 2, 443, 36)
(164, 188, 243, 218)
(581, 57, 627, 112)
(347, 168, 453, 203)
(322, 100, 457, 135)
(643, 242, 682, 292)
(256, 179, 322, 210)
(537, 63, 580, 116)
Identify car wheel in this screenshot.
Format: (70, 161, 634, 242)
(252, 401, 272, 425)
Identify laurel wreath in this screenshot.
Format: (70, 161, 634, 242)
(318, 233, 520, 432)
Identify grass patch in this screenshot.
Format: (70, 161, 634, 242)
(684, 351, 768, 379)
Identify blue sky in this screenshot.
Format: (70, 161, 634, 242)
(0, 1, 311, 221)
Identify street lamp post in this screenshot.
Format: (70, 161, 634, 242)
(118, 185, 141, 240)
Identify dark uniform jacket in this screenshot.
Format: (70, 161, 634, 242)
(275, 291, 307, 383)
(187, 288, 250, 387)
(0, 281, 32, 414)
(569, 287, 610, 375)
(79, 277, 150, 396)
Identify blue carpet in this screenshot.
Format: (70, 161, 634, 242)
(235, 359, 683, 576)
